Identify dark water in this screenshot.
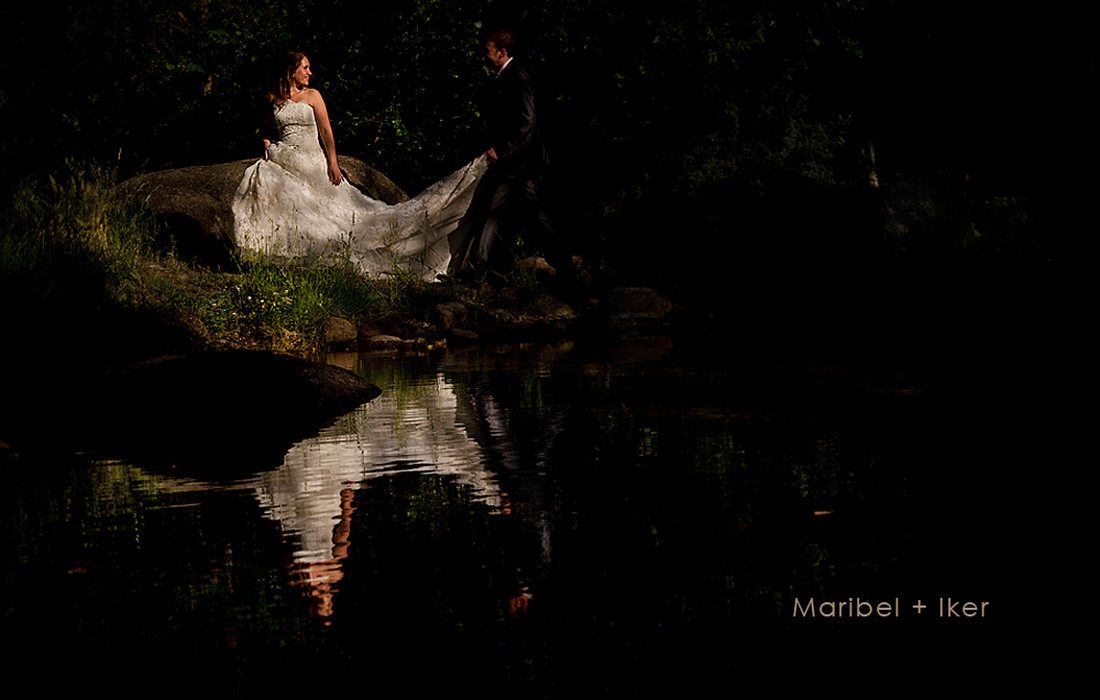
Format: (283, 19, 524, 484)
(1, 341, 1047, 692)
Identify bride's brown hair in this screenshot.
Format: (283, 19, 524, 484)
(268, 50, 307, 106)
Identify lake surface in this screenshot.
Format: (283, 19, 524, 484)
(1, 339, 1042, 693)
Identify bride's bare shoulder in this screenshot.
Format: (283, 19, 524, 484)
(300, 88, 325, 106)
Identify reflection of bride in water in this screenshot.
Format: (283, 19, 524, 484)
(232, 51, 487, 281)
(252, 371, 503, 563)
(251, 360, 565, 620)
(138, 357, 567, 621)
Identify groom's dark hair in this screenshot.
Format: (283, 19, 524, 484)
(487, 30, 516, 55)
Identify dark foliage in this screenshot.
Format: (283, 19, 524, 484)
(2, 1, 1085, 293)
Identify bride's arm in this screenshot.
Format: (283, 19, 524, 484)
(308, 90, 344, 186)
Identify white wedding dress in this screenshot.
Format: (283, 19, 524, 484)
(232, 99, 487, 281)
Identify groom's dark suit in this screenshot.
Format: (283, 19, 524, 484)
(468, 59, 570, 282)
(484, 59, 548, 177)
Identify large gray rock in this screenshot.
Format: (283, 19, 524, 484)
(97, 351, 382, 469)
(118, 156, 408, 248)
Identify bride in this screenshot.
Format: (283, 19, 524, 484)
(232, 51, 488, 281)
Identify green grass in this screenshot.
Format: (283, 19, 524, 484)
(171, 259, 452, 352)
(1, 165, 465, 355)
(0, 164, 160, 308)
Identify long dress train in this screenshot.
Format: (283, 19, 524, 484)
(232, 99, 487, 281)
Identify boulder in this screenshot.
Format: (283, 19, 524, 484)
(322, 316, 358, 346)
(112, 350, 379, 420)
(98, 351, 382, 469)
(118, 156, 408, 260)
(431, 301, 468, 330)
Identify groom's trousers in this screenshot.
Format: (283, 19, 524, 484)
(470, 172, 570, 280)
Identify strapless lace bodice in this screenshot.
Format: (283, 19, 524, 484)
(232, 100, 487, 280)
(273, 100, 321, 149)
(258, 101, 333, 192)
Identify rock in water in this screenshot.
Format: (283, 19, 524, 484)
(100, 351, 382, 469)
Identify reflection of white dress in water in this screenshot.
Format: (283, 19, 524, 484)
(232, 99, 487, 280)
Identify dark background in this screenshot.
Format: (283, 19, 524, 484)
(0, 3, 1082, 687)
(1, 1, 1089, 355)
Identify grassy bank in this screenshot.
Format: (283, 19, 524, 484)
(0, 165, 466, 356)
(147, 258, 467, 352)
(1, 162, 1070, 366)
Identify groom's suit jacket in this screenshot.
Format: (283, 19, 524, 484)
(483, 60, 549, 178)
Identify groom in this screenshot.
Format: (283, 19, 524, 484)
(464, 30, 573, 286)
